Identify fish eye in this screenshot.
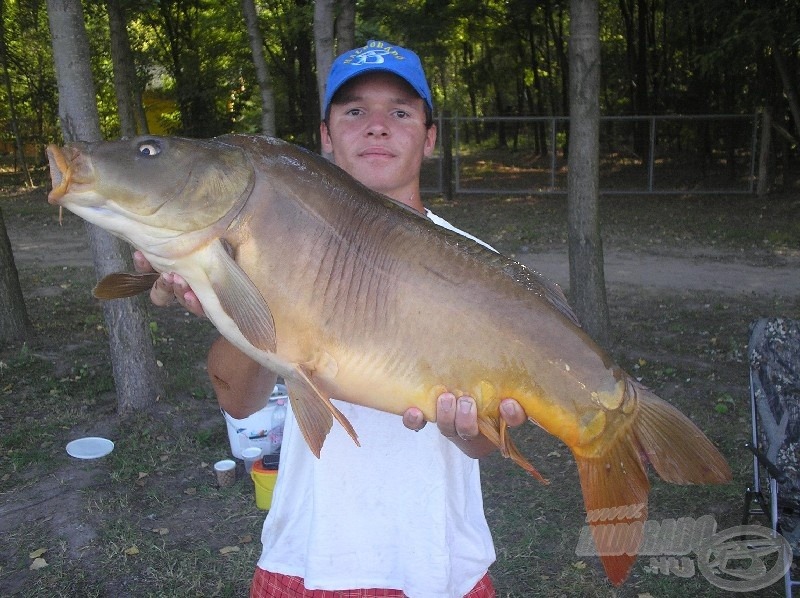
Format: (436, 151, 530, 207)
(137, 140, 162, 157)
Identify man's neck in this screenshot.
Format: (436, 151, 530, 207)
(387, 189, 425, 214)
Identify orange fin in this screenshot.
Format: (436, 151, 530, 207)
(477, 417, 549, 484)
(93, 271, 159, 299)
(285, 365, 359, 458)
(574, 431, 650, 586)
(573, 379, 732, 586)
(632, 381, 732, 484)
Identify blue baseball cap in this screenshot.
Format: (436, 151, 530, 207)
(323, 40, 433, 116)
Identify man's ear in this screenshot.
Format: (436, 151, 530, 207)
(320, 121, 333, 155)
(424, 123, 437, 158)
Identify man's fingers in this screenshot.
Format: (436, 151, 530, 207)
(150, 273, 176, 307)
(499, 399, 527, 427)
(132, 250, 153, 273)
(454, 396, 480, 439)
(402, 407, 426, 431)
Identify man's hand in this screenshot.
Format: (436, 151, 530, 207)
(133, 250, 206, 317)
(402, 393, 527, 458)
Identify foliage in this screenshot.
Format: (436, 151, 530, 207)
(0, 0, 798, 165)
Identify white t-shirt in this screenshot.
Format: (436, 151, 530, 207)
(255, 211, 497, 597)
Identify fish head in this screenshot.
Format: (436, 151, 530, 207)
(46, 136, 254, 248)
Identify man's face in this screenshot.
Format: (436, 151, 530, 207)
(321, 72, 436, 203)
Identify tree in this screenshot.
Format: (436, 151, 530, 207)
(313, 0, 357, 121)
(0, 207, 30, 344)
(241, 0, 276, 135)
(0, 0, 32, 345)
(314, 0, 335, 121)
(336, 0, 355, 52)
(107, 0, 148, 137)
(46, 0, 163, 413)
(567, 0, 610, 347)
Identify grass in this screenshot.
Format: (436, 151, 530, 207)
(2, 185, 800, 596)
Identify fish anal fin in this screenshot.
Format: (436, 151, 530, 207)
(286, 365, 359, 458)
(574, 431, 650, 587)
(632, 381, 732, 484)
(477, 417, 549, 484)
(93, 272, 160, 299)
(208, 241, 276, 353)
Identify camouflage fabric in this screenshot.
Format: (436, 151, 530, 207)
(749, 317, 800, 552)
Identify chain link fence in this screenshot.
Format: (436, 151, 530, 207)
(421, 114, 762, 196)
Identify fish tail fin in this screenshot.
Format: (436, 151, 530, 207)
(574, 431, 650, 586)
(633, 382, 732, 484)
(573, 380, 732, 585)
(477, 417, 549, 484)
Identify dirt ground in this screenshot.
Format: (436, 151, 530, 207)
(9, 205, 800, 293)
(2, 188, 800, 597)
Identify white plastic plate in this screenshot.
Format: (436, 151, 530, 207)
(66, 437, 114, 459)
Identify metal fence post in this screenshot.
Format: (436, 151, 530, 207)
(757, 108, 772, 197)
(441, 111, 453, 201)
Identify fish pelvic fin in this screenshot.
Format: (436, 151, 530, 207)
(574, 429, 650, 586)
(286, 364, 360, 458)
(93, 272, 160, 299)
(208, 240, 276, 353)
(632, 381, 732, 484)
(477, 417, 549, 484)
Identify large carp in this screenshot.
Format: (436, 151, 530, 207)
(46, 134, 730, 585)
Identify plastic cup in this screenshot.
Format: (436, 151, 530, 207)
(214, 459, 236, 488)
(241, 446, 263, 473)
(251, 460, 279, 509)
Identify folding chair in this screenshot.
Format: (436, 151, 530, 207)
(742, 317, 800, 597)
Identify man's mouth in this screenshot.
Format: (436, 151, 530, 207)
(360, 147, 394, 158)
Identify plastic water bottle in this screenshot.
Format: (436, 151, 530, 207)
(268, 398, 287, 452)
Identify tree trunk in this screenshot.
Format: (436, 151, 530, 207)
(47, 0, 163, 413)
(773, 46, 800, 141)
(0, 207, 31, 344)
(241, 0, 276, 135)
(567, 0, 610, 347)
(0, 0, 33, 186)
(335, 0, 355, 53)
(314, 0, 335, 120)
(107, 0, 148, 137)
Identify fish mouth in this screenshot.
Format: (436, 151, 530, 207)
(46, 143, 95, 205)
(46, 144, 71, 204)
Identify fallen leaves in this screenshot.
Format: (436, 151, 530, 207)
(29, 548, 48, 570)
(29, 557, 48, 570)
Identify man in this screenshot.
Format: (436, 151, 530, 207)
(136, 40, 526, 597)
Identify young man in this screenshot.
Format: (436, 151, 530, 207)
(136, 41, 526, 597)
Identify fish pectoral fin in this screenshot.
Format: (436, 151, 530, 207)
(286, 365, 359, 458)
(93, 272, 160, 299)
(477, 417, 548, 484)
(574, 431, 650, 587)
(207, 240, 276, 353)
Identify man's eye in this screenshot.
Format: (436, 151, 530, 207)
(395, 111, 409, 118)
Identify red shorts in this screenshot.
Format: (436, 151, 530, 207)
(249, 568, 495, 598)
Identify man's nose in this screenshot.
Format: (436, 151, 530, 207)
(365, 114, 389, 136)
